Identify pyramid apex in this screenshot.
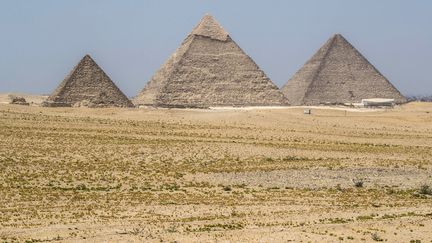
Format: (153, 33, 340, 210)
(326, 34, 351, 48)
(191, 14, 229, 41)
(332, 33, 349, 41)
(81, 54, 95, 62)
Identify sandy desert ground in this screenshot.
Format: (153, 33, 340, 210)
(1, 102, 432, 242)
(0, 93, 48, 105)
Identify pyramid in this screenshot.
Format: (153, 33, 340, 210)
(43, 55, 133, 107)
(133, 15, 288, 108)
(281, 34, 407, 105)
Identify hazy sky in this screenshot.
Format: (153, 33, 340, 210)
(1, 0, 431, 97)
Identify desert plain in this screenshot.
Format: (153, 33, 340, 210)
(1, 102, 432, 242)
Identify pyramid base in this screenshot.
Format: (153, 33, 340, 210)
(42, 100, 134, 108)
(10, 102, 30, 106)
(136, 103, 289, 109)
(41, 101, 72, 107)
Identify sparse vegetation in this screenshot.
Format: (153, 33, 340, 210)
(371, 233, 383, 241)
(353, 179, 364, 188)
(223, 186, 232, 191)
(419, 185, 432, 195)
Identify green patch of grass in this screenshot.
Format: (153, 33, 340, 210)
(356, 215, 375, 221)
(192, 222, 244, 232)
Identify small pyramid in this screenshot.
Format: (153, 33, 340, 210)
(281, 34, 407, 105)
(133, 14, 288, 108)
(43, 55, 133, 107)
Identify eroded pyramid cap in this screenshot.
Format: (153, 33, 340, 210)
(190, 14, 229, 41)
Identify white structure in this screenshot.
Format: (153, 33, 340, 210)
(361, 98, 395, 107)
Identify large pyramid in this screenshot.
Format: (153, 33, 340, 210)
(43, 55, 133, 107)
(281, 34, 407, 105)
(133, 15, 288, 108)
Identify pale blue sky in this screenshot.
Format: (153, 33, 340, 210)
(0, 0, 431, 97)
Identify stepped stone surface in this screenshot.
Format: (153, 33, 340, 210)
(281, 34, 407, 105)
(43, 55, 133, 108)
(134, 15, 288, 108)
